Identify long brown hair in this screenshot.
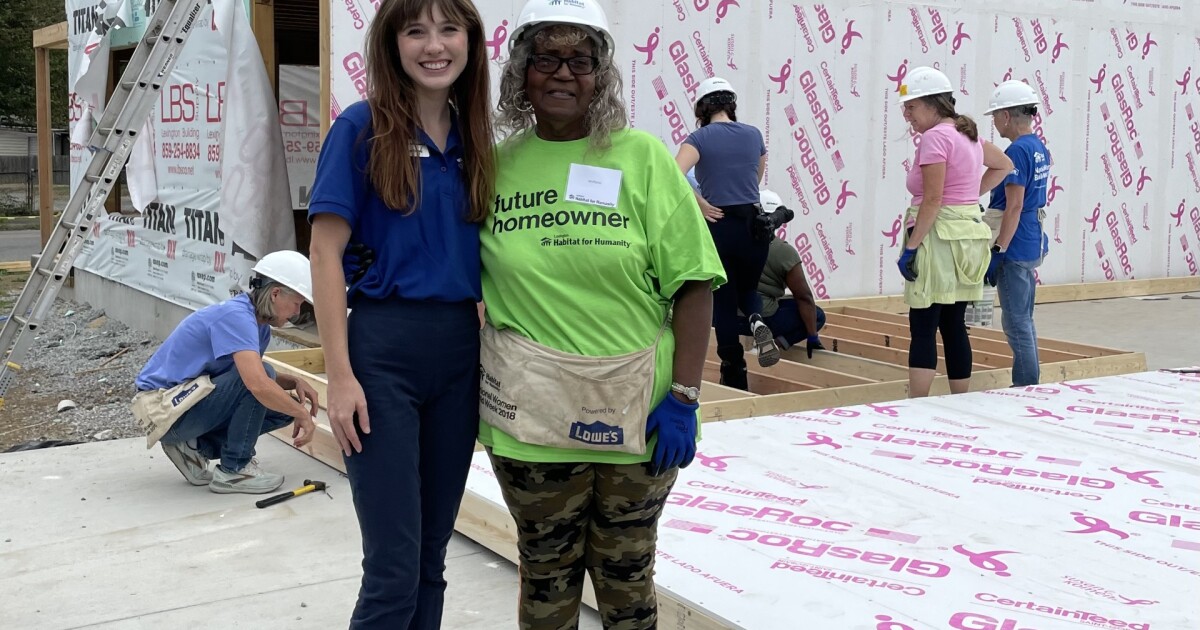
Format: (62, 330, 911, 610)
(923, 93, 978, 142)
(364, 0, 495, 222)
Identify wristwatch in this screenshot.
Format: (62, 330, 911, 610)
(670, 382, 701, 403)
(991, 244, 1005, 254)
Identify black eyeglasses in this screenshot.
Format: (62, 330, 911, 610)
(527, 54, 599, 76)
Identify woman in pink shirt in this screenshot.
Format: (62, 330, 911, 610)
(897, 67, 1013, 397)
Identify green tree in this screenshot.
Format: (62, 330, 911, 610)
(0, 0, 70, 128)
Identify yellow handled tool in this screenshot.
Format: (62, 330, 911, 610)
(256, 479, 327, 509)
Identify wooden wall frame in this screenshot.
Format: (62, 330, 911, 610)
(263, 305, 1145, 628)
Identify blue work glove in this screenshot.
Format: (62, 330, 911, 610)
(806, 335, 825, 359)
(343, 242, 376, 284)
(897, 247, 919, 282)
(645, 393, 699, 476)
(984, 251, 1003, 287)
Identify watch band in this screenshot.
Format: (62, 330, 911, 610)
(670, 382, 701, 402)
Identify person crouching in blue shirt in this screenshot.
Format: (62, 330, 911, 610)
(132, 250, 319, 494)
(983, 80, 1052, 387)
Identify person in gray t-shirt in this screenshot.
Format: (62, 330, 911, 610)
(675, 77, 775, 391)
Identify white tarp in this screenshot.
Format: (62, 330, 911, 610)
(278, 65, 322, 210)
(329, 0, 1200, 297)
(465, 369, 1200, 628)
(71, 0, 296, 310)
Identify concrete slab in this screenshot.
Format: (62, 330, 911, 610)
(0, 437, 602, 628)
(990, 292, 1200, 370)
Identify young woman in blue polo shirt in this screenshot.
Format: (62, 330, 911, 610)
(306, 0, 495, 627)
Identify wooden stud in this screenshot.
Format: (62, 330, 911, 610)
(782, 347, 910, 381)
(252, 0, 277, 95)
(704, 360, 815, 394)
(705, 343, 877, 387)
(35, 47, 53, 248)
(319, 0, 331, 138)
(32, 22, 69, 50)
(700, 381, 758, 402)
(822, 323, 1014, 369)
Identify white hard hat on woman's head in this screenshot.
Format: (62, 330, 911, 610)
(897, 66, 953, 103)
(759, 189, 784, 214)
(985, 80, 1039, 115)
(509, 0, 614, 57)
(696, 77, 737, 104)
(251, 250, 313, 304)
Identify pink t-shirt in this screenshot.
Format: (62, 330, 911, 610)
(906, 122, 984, 206)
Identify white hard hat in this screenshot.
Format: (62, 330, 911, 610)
(251, 250, 313, 304)
(898, 66, 953, 103)
(760, 189, 783, 214)
(985, 80, 1039, 114)
(696, 76, 737, 104)
(509, 0, 614, 57)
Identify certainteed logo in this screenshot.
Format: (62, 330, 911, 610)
(569, 420, 624, 446)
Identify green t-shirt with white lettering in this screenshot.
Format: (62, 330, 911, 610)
(478, 128, 726, 464)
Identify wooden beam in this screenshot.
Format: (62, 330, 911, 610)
(825, 312, 1087, 363)
(32, 22, 69, 50)
(264, 355, 328, 407)
(822, 324, 1014, 369)
(820, 277, 1200, 313)
(265, 347, 325, 374)
(705, 343, 876, 387)
(699, 381, 758, 402)
(781, 347, 910, 381)
(319, 0, 331, 138)
(704, 360, 814, 394)
(252, 0, 277, 95)
(35, 47, 54, 248)
(837, 307, 1126, 357)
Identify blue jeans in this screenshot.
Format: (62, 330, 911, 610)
(343, 297, 480, 630)
(997, 257, 1041, 387)
(739, 298, 826, 348)
(160, 362, 293, 472)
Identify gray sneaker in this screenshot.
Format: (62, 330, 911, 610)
(750, 314, 781, 367)
(161, 441, 212, 486)
(209, 460, 284, 494)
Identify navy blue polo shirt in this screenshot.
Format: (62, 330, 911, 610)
(988, 134, 1051, 261)
(308, 100, 481, 304)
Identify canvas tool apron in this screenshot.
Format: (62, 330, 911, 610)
(130, 375, 216, 448)
(478, 321, 666, 454)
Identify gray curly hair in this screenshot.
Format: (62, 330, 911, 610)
(495, 25, 627, 150)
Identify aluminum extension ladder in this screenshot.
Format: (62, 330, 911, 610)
(0, 0, 207, 406)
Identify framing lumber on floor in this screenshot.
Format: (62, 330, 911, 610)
(817, 276, 1200, 312)
(262, 304, 1146, 628)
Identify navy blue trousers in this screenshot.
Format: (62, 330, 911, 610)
(709, 203, 769, 364)
(344, 297, 480, 629)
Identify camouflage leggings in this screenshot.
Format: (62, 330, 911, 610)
(488, 452, 679, 630)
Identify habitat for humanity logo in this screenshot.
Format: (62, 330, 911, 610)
(547, 0, 587, 8)
(569, 420, 624, 445)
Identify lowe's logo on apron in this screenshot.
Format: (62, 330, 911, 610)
(171, 382, 200, 407)
(569, 420, 625, 446)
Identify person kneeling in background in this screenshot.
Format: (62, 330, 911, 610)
(131, 251, 318, 494)
(737, 190, 826, 360)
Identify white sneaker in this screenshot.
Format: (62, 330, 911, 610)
(209, 459, 285, 494)
(161, 441, 212, 486)
(750, 314, 781, 367)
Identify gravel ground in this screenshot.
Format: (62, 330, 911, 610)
(0, 298, 162, 451)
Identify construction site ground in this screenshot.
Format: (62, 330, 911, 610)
(0, 285, 1196, 628)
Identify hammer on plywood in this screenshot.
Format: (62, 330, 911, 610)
(256, 479, 327, 509)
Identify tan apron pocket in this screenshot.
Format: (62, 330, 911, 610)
(131, 375, 216, 448)
(479, 324, 656, 454)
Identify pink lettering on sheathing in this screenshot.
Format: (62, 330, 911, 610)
(794, 432, 843, 449)
(1036, 456, 1082, 466)
(1095, 420, 1135, 429)
(1171, 539, 1200, 551)
(866, 528, 920, 544)
(662, 519, 714, 534)
(1059, 382, 1097, 394)
(874, 614, 916, 630)
(952, 544, 1017, 577)
(872, 450, 914, 460)
(1066, 511, 1131, 539)
(1023, 406, 1065, 421)
(1109, 467, 1163, 488)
